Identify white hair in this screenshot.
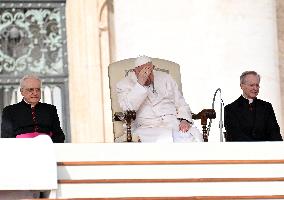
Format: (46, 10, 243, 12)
(20, 74, 42, 89)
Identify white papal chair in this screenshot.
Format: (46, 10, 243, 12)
(108, 58, 215, 142)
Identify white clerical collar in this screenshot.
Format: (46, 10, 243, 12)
(242, 95, 254, 104)
(23, 99, 38, 108)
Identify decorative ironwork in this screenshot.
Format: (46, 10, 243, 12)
(0, 1, 69, 142)
(0, 3, 66, 75)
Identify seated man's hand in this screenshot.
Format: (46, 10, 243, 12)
(135, 64, 154, 86)
(179, 120, 191, 133)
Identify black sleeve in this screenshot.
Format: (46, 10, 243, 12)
(266, 103, 282, 141)
(1, 107, 14, 138)
(224, 105, 234, 141)
(50, 106, 65, 143)
(224, 105, 246, 141)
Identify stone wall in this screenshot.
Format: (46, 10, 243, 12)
(277, 0, 284, 135)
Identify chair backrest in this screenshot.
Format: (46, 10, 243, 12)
(108, 58, 182, 141)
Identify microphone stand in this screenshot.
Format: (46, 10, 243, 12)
(219, 98, 224, 142)
(208, 88, 224, 142)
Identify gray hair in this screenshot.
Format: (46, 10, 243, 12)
(20, 74, 42, 89)
(240, 71, 260, 84)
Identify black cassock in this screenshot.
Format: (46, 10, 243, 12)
(224, 96, 282, 141)
(1, 100, 65, 143)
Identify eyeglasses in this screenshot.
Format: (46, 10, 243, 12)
(24, 88, 41, 93)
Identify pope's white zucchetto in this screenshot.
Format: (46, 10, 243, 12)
(134, 55, 152, 67)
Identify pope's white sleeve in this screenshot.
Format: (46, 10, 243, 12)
(170, 76, 193, 123)
(116, 81, 148, 111)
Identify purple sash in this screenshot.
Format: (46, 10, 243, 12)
(16, 132, 52, 138)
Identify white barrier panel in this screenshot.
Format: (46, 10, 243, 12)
(0, 135, 57, 190)
(54, 142, 284, 198)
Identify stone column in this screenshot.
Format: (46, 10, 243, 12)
(66, 0, 106, 142)
(277, 0, 284, 137)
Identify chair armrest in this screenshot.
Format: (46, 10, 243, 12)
(113, 110, 136, 142)
(192, 109, 216, 142)
(192, 109, 216, 125)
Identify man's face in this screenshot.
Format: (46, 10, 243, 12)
(240, 74, 260, 99)
(20, 78, 41, 106)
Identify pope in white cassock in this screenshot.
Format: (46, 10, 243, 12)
(116, 55, 203, 142)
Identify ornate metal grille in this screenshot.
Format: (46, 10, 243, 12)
(0, 0, 70, 142)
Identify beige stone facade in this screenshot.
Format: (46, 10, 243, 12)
(66, 0, 113, 142)
(277, 0, 284, 135)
